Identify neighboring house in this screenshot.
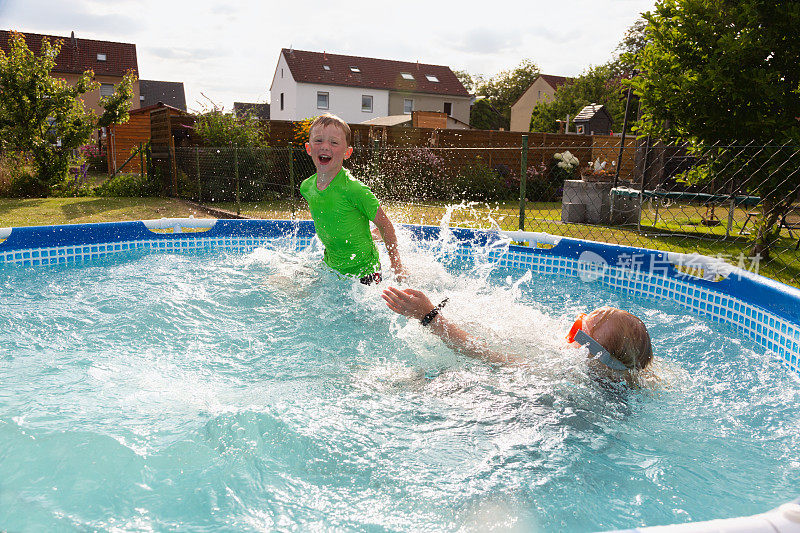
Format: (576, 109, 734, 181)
(573, 103, 612, 135)
(270, 48, 471, 126)
(0, 30, 140, 118)
(233, 102, 270, 120)
(139, 80, 186, 111)
(509, 74, 571, 132)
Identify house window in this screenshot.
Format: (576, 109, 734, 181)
(444, 102, 452, 116)
(403, 98, 413, 114)
(361, 95, 373, 112)
(97, 53, 107, 61)
(99, 83, 115, 98)
(576, 124, 585, 134)
(401, 72, 414, 80)
(281, 68, 284, 78)
(317, 91, 329, 109)
(323, 65, 330, 71)
(350, 66, 360, 73)
(425, 74, 439, 82)
(280, 93, 284, 111)
(139, 95, 145, 101)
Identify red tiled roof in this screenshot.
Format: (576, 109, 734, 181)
(0, 30, 138, 77)
(539, 74, 571, 90)
(280, 48, 469, 97)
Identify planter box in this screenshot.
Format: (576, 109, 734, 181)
(561, 180, 639, 225)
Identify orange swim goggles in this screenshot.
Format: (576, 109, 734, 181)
(566, 313, 629, 371)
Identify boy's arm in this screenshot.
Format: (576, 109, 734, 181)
(373, 207, 407, 280)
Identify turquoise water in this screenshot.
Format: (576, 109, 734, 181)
(1, 233, 799, 532)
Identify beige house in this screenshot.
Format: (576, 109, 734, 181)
(509, 74, 570, 132)
(0, 30, 140, 118)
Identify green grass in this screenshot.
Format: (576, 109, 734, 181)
(0, 197, 212, 228)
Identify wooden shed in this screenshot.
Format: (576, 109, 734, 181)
(573, 103, 613, 135)
(106, 102, 189, 175)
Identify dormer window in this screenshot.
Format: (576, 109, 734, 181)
(323, 65, 330, 71)
(350, 66, 360, 73)
(401, 72, 414, 80)
(426, 74, 439, 82)
(97, 53, 107, 61)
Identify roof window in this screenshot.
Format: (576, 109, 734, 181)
(323, 65, 330, 71)
(426, 74, 439, 82)
(350, 66, 361, 73)
(401, 72, 414, 80)
(97, 53, 107, 61)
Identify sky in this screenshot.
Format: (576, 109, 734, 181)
(0, 0, 656, 113)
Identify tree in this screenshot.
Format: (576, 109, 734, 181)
(0, 32, 136, 193)
(630, 0, 800, 257)
(452, 69, 480, 94)
(474, 58, 540, 130)
(529, 64, 631, 134)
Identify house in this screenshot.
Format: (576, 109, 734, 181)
(270, 48, 471, 126)
(509, 74, 571, 132)
(573, 103, 612, 135)
(0, 30, 140, 118)
(139, 80, 186, 111)
(233, 102, 270, 120)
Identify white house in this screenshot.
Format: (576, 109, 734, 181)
(269, 48, 471, 125)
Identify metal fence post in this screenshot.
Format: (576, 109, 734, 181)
(195, 147, 201, 202)
(139, 142, 144, 181)
(288, 142, 295, 219)
(234, 147, 241, 215)
(519, 135, 528, 231)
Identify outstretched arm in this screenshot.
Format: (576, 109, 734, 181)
(381, 286, 520, 365)
(373, 207, 407, 281)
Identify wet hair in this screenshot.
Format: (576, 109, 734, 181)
(309, 113, 352, 146)
(585, 307, 653, 370)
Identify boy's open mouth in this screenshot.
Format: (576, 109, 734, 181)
(318, 155, 332, 164)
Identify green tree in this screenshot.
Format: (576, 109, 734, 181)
(631, 0, 800, 257)
(0, 32, 136, 193)
(195, 99, 267, 148)
(475, 58, 540, 130)
(452, 69, 480, 93)
(529, 64, 630, 134)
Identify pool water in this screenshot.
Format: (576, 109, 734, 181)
(1, 233, 799, 532)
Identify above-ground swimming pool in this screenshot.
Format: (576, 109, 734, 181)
(1, 218, 800, 532)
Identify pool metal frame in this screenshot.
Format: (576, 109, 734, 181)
(1, 217, 800, 532)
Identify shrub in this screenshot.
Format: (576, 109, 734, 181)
(10, 172, 49, 198)
(96, 173, 159, 197)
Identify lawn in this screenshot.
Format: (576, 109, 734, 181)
(0, 197, 212, 228)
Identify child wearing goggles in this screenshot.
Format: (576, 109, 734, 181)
(382, 287, 653, 375)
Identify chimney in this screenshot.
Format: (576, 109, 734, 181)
(71, 31, 77, 49)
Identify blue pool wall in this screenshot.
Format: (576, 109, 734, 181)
(1, 218, 799, 375)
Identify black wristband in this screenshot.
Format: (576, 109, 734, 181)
(421, 298, 449, 326)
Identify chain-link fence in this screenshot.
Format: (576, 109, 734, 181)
(173, 139, 800, 287)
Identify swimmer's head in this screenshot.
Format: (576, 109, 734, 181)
(309, 113, 352, 146)
(582, 307, 653, 371)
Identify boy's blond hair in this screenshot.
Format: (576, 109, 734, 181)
(587, 307, 653, 370)
(309, 113, 352, 146)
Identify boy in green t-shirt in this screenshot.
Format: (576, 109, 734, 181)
(300, 113, 405, 284)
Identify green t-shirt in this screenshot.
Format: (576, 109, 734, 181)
(300, 167, 381, 277)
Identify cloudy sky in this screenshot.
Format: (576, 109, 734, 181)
(0, 0, 655, 112)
